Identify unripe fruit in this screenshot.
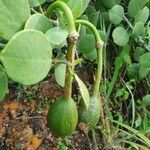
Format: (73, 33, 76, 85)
(78, 96, 100, 130)
(47, 97, 78, 137)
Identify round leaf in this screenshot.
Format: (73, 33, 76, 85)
(109, 5, 124, 25)
(83, 50, 97, 61)
(139, 53, 150, 78)
(45, 27, 68, 46)
(75, 74, 90, 110)
(0, 65, 8, 101)
(135, 6, 149, 24)
(127, 63, 139, 80)
(0, 0, 30, 40)
(142, 95, 150, 106)
(101, 0, 118, 9)
(28, 0, 46, 7)
(133, 47, 145, 61)
(132, 22, 145, 38)
(88, 11, 100, 26)
(55, 63, 66, 87)
(128, 0, 149, 17)
(60, 0, 90, 19)
(0, 30, 52, 85)
(77, 34, 96, 54)
(112, 27, 129, 46)
(25, 13, 53, 33)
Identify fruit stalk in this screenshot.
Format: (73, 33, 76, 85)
(75, 20, 103, 96)
(46, 1, 78, 99)
(76, 20, 112, 142)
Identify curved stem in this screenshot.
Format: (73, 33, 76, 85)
(46, 1, 78, 99)
(75, 20, 104, 97)
(46, 1, 76, 33)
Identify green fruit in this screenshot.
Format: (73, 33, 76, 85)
(47, 97, 78, 137)
(79, 96, 100, 129)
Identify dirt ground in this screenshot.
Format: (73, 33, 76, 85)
(0, 74, 102, 150)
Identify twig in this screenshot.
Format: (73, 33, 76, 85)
(16, 116, 45, 120)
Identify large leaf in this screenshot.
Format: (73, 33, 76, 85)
(133, 47, 145, 61)
(0, 65, 8, 101)
(28, 0, 46, 7)
(45, 27, 68, 46)
(139, 53, 150, 78)
(77, 34, 96, 54)
(0, 0, 30, 40)
(25, 13, 53, 33)
(109, 5, 124, 25)
(75, 74, 90, 110)
(101, 0, 118, 9)
(55, 63, 66, 87)
(0, 30, 52, 85)
(81, 0, 91, 15)
(83, 50, 97, 61)
(132, 22, 145, 38)
(112, 27, 129, 46)
(88, 11, 100, 26)
(128, 0, 149, 17)
(60, 0, 90, 19)
(60, 0, 82, 19)
(135, 6, 149, 24)
(142, 95, 150, 106)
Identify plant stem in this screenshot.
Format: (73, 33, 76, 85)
(46, 1, 76, 33)
(64, 38, 78, 99)
(46, 1, 78, 99)
(75, 20, 112, 143)
(123, 16, 150, 52)
(75, 20, 104, 96)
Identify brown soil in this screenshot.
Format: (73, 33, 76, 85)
(0, 74, 101, 150)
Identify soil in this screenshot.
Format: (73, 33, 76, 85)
(0, 71, 102, 150)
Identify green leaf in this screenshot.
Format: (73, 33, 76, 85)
(81, 0, 91, 16)
(79, 15, 89, 36)
(60, 0, 82, 19)
(135, 6, 149, 24)
(139, 53, 150, 78)
(109, 5, 124, 25)
(45, 27, 68, 46)
(112, 27, 129, 46)
(83, 50, 97, 61)
(127, 63, 139, 80)
(86, 5, 96, 15)
(132, 22, 145, 38)
(60, 0, 90, 19)
(101, 0, 117, 9)
(0, 30, 52, 85)
(0, 65, 8, 101)
(75, 74, 90, 110)
(112, 120, 150, 147)
(106, 45, 130, 100)
(142, 95, 150, 106)
(128, 0, 149, 17)
(25, 13, 53, 33)
(88, 11, 100, 26)
(133, 47, 145, 61)
(55, 63, 66, 87)
(28, 0, 46, 7)
(77, 34, 96, 54)
(0, 0, 30, 40)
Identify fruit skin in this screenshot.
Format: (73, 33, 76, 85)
(78, 96, 100, 129)
(47, 97, 78, 137)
